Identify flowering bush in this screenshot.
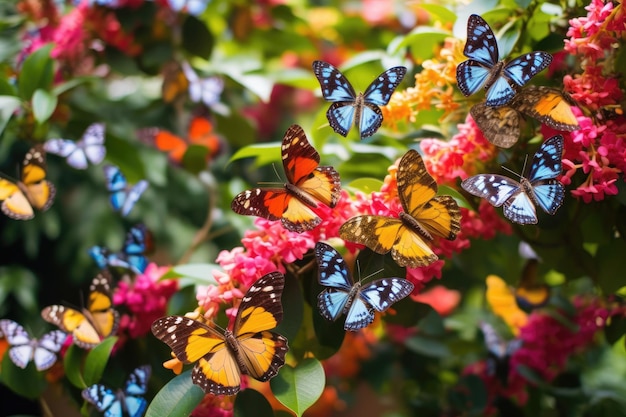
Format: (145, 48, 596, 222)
(1, 0, 626, 416)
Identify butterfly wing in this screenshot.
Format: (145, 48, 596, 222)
(326, 101, 357, 137)
(120, 224, 152, 273)
(195, 77, 224, 108)
(503, 52, 552, 88)
(512, 86, 579, 131)
(82, 384, 122, 417)
(44, 139, 86, 168)
(187, 117, 221, 156)
(104, 165, 148, 217)
(470, 102, 521, 148)
(152, 316, 240, 395)
(47, 123, 106, 169)
(0, 178, 33, 220)
(527, 135, 565, 215)
(360, 278, 414, 313)
(463, 14, 499, 67)
(86, 273, 119, 341)
(461, 174, 521, 208)
(123, 365, 150, 417)
(362, 67, 407, 107)
(0, 319, 35, 369)
(33, 330, 67, 371)
(312, 60, 358, 137)
(315, 242, 354, 322)
(138, 128, 188, 164)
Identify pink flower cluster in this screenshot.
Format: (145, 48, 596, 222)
(113, 263, 178, 338)
(196, 270, 244, 321)
(560, 0, 626, 203)
(420, 114, 498, 186)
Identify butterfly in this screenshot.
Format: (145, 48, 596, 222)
(104, 165, 148, 217)
(315, 242, 414, 331)
(231, 124, 341, 233)
(82, 365, 151, 417)
(41, 272, 119, 349)
(0, 319, 67, 371)
(479, 322, 523, 385)
(471, 86, 580, 148)
(167, 0, 209, 15)
(138, 116, 221, 166)
(44, 123, 106, 169)
(161, 61, 189, 104)
(181, 61, 224, 108)
(339, 149, 461, 268)
(151, 271, 289, 395)
(90, 224, 153, 274)
(456, 14, 553, 107)
(461, 135, 565, 225)
(312, 60, 407, 139)
(0, 145, 56, 220)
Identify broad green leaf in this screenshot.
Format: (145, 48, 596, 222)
(18, 44, 54, 99)
(419, 4, 458, 24)
(64, 344, 86, 389)
(229, 142, 281, 166)
(0, 95, 22, 138)
(52, 76, 94, 96)
(83, 337, 118, 386)
(0, 77, 16, 96)
(182, 16, 214, 58)
(439, 185, 471, 209)
(344, 178, 384, 194)
(162, 263, 221, 287)
(234, 389, 274, 417)
(145, 370, 205, 417)
(0, 351, 48, 399)
(32, 89, 57, 124)
(230, 73, 274, 103)
(271, 358, 325, 417)
(398, 27, 449, 61)
(405, 335, 450, 357)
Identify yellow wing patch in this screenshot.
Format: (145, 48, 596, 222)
(340, 150, 461, 268)
(41, 272, 118, 349)
(0, 145, 55, 220)
(151, 272, 289, 395)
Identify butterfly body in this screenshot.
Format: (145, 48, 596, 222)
(152, 272, 289, 395)
(0, 145, 56, 220)
(44, 123, 106, 169)
(90, 224, 152, 274)
(457, 14, 552, 107)
(231, 124, 341, 233)
(461, 135, 565, 224)
(82, 365, 150, 417)
(104, 165, 148, 217)
(42, 272, 119, 349)
(312, 60, 406, 138)
(0, 319, 67, 371)
(316, 242, 414, 331)
(340, 150, 461, 268)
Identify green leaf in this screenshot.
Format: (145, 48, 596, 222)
(32, 89, 57, 124)
(18, 44, 54, 99)
(405, 335, 450, 357)
(440, 185, 472, 209)
(0, 95, 22, 138)
(162, 263, 221, 287)
(182, 16, 214, 58)
(229, 142, 281, 166)
(397, 27, 449, 61)
(52, 76, 94, 96)
(83, 337, 118, 386)
(0, 351, 48, 399)
(271, 358, 325, 417)
(345, 178, 384, 194)
(145, 370, 205, 417)
(63, 344, 87, 389)
(234, 389, 275, 417)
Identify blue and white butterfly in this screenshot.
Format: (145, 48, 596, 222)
(312, 60, 407, 139)
(479, 322, 522, 384)
(82, 365, 151, 417)
(104, 165, 148, 217)
(90, 224, 153, 274)
(44, 123, 106, 170)
(456, 14, 553, 107)
(181, 61, 224, 109)
(461, 135, 565, 225)
(167, 0, 209, 16)
(0, 319, 67, 371)
(315, 242, 414, 331)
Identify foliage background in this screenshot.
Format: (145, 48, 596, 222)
(1, 0, 626, 416)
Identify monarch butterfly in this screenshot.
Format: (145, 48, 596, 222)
(312, 60, 406, 138)
(0, 319, 67, 371)
(471, 86, 579, 148)
(231, 124, 341, 233)
(339, 150, 461, 268)
(461, 135, 565, 225)
(456, 14, 552, 107)
(82, 365, 151, 417)
(151, 272, 289, 395)
(0, 145, 55, 220)
(315, 242, 414, 331)
(41, 272, 119, 349)
(44, 123, 106, 169)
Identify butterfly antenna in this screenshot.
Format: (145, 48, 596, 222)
(501, 164, 523, 180)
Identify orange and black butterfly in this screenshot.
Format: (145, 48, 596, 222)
(151, 272, 289, 395)
(138, 116, 221, 166)
(0, 145, 55, 220)
(339, 150, 461, 268)
(231, 124, 342, 233)
(41, 271, 119, 349)
(471, 86, 579, 148)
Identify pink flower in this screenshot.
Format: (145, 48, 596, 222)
(196, 270, 245, 321)
(113, 263, 178, 338)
